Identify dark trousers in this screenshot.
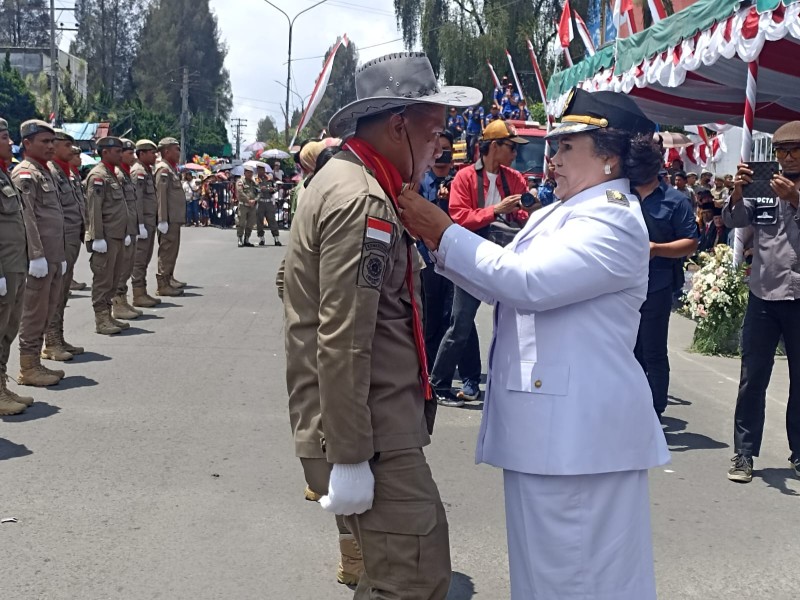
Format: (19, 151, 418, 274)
(466, 133, 479, 163)
(429, 284, 482, 391)
(733, 293, 800, 459)
(634, 285, 673, 416)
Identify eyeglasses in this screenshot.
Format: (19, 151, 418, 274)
(775, 147, 800, 160)
(498, 141, 518, 152)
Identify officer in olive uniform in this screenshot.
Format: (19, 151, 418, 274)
(256, 165, 281, 246)
(43, 129, 87, 362)
(85, 137, 131, 335)
(68, 145, 88, 292)
(0, 117, 34, 414)
(236, 165, 258, 247)
(112, 138, 144, 320)
(154, 137, 187, 296)
(130, 139, 160, 308)
(12, 120, 67, 387)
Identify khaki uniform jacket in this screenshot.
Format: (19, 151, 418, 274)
(236, 178, 258, 206)
(49, 161, 85, 240)
(0, 167, 27, 276)
(256, 177, 274, 202)
(71, 167, 88, 233)
(116, 167, 140, 236)
(85, 162, 129, 242)
(154, 160, 185, 224)
(130, 162, 157, 228)
(12, 158, 65, 263)
(283, 151, 429, 465)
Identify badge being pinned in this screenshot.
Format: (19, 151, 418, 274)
(357, 216, 393, 289)
(606, 189, 629, 207)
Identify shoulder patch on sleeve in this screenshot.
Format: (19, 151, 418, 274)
(137, 173, 146, 180)
(606, 189, 629, 207)
(18, 172, 32, 180)
(357, 216, 394, 289)
(93, 178, 104, 186)
(160, 172, 169, 178)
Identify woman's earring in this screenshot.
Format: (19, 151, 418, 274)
(604, 164, 612, 175)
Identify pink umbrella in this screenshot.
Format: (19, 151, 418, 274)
(182, 163, 207, 172)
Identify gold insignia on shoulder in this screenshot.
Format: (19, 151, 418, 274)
(606, 189, 629, 207)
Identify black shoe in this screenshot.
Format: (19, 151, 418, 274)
(258, 238, 266, 246)
(436, 389, 464, 408)
(243, 240, 254, 247)
(274, 239, 282, 246)
(790, 456, 800, 478)
(727, 454, 754, 483)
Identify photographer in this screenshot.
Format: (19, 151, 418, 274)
(723, 121, 800, 484)
(430, 120, 529, 407)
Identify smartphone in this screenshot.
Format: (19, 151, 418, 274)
(743, 161, 780, 226)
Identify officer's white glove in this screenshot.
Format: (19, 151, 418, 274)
(0, 277, 7, 297)
(319, 461, 375, 516)
(157, 221, 169, 235)
(138, 224, 148, 240)
(61, 261, 67, 275)
(28, 257, 48, 278)
(91, 239, 108, 254)
(124, 235, 132, 247)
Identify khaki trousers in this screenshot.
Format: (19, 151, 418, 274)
(131, 225, 156, 289)
(116, 238, 137, 295)
(341, 448, 451, 600)
(49, 236, 82, 334)
(19, 263, 63, 355)
(90, 239, 126, 313)
(157, 225, 181, 282)
(256, 201, 279, 238)
(237, 203, 257, 238)
(0, 272, 26, 374)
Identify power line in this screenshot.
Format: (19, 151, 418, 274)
(231, 118, 248, 160)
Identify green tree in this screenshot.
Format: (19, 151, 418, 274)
(0, 0, 50, 47)
(131, 0, 232, 119)
(0, 53, 39, 136)
(255, 115, 277, 142)
(70, 0, 146, 102)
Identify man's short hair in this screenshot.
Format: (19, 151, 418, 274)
(674, 170, 687, 180)
(440, 130, 454, 146)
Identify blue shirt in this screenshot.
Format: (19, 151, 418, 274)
(484, 112, 502, 128)
(538, 182, 556, 206)
(447, 115, 465, 133)
(640, 180, 699, 293)
(416, 169, 453, 264)
(464, 107, 483, 134)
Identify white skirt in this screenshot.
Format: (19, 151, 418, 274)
(503, 469, 657, 600)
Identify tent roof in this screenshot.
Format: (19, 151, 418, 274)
(547, 0, 800, 133)
(61, 122, 111, 141)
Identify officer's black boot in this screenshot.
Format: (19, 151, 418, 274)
(274, 236, 282, 247)
(258, 236, 266, 246)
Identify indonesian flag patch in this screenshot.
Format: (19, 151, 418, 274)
(365, 216, 392, 244)
(357, 216, 394, 290)
(18, 172, 32, 180)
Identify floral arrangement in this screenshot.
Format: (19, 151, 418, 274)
(683, 244, 750, 356)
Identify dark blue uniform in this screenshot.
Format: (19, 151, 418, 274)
(634, 180, 699, 417)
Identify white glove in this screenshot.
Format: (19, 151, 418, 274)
(124, 235, 131, 247)
(0, 277, 6, 297)
(61, 261, 67, 275)
(138, 224, 148, 240)
(28, 257, 48, 278)
(157, 221, 169, 234)
(92, 239, 108, 253)
(319, 462, 375, 516)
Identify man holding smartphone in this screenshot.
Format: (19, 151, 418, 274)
(723, 121, 800, 483)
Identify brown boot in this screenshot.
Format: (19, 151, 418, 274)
(132, 286, 160, 308)
(170, 276, 187, 288)
(41, 330, 74, 362)
(337, 535, 364, 586)
(70, 280, 87, 291)
(95, 311, 122, 335)
(58, 330, 84, 355)
(0, 392, 26, 415)
(2, 375, 34, 407)
(122, 293, 143, 316)
(38, 361, 65, 380)
(108, 312, 131, 330)
(156, 284, 184, 297)
(112, 295, 140, 320)
(17, 355, 60, 387)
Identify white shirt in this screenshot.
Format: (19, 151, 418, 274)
(182, 181, 194, 202)
(486, 172, 501, 206)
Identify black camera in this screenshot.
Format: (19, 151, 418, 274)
(442, 175, 455, 190)
(520, 192, 537, 208)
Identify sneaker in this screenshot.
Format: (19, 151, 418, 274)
(790, 456, 800, 478)
(457, 379, 481, 401)
(727, 454, 754, 483)
(436, 389, 464, 408)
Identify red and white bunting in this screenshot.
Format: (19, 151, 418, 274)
(505, 50, 525, 100)
(558, 0, 574, 50)
(613, 0, 639, 36)
(574, 10, 596, 56)
(487, 60, 502, 91)
(647, 0, 668, 23)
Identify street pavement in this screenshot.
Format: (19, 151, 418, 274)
(1, 226, 797, 600)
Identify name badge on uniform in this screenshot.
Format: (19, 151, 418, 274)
(357, 216, 393, 289)
(751, 196, 779, 226)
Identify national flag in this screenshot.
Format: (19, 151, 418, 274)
(574, 10, 596, 56)
(526, 39, 548, 105)
(647, 0, 668, 23)
(486, 60, 502, 90)
(558, 0, 574, 49)
(613, 0, 639, 35)
(366, 216, 392, 244)
(290, 34, 349, 147)
(505, 50, 525, 100)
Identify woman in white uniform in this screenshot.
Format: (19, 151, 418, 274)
(398, 88, 671, 600)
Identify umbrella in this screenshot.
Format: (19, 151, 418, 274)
(213, 163, 233, 172)
(231, 165, 245, 177)
(243, 160, 273, 173)
(655, 132, 693, 149)
(262, 148, 290, 159)
(182, 163, 208, 172)
(80, 153, 98, 167)
(244, 141, 266, 153)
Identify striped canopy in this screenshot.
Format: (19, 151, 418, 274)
(547, 0, 800, 133)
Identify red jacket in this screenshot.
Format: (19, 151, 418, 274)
(448, 161, 529, 231)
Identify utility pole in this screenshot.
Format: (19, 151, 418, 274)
(600, 0, 607, 46)
(231, 118, 247, 160)
(180, 66, 189, 164)
(49, 0, 58, 124)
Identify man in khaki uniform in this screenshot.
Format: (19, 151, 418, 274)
(68, 145, 88, 291)
(112, 138, 143, 320)
(12, 120, 67, 387)
(130, 139, 160, 308)
(155, 137, 186, 296)
(85, 137, 131, 335)
(43, 129, 86, 362)
(0, 117, 34, 414)
(282, 52, 481, 599)
(256, 165, 281, 246)
(236, 165, 258, 247)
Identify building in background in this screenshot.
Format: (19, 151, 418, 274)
(1, 47, 87, 98)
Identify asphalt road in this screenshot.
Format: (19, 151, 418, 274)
(1, 226, 796, 600)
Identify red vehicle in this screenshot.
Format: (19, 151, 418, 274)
(454, 119, 549, 178)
